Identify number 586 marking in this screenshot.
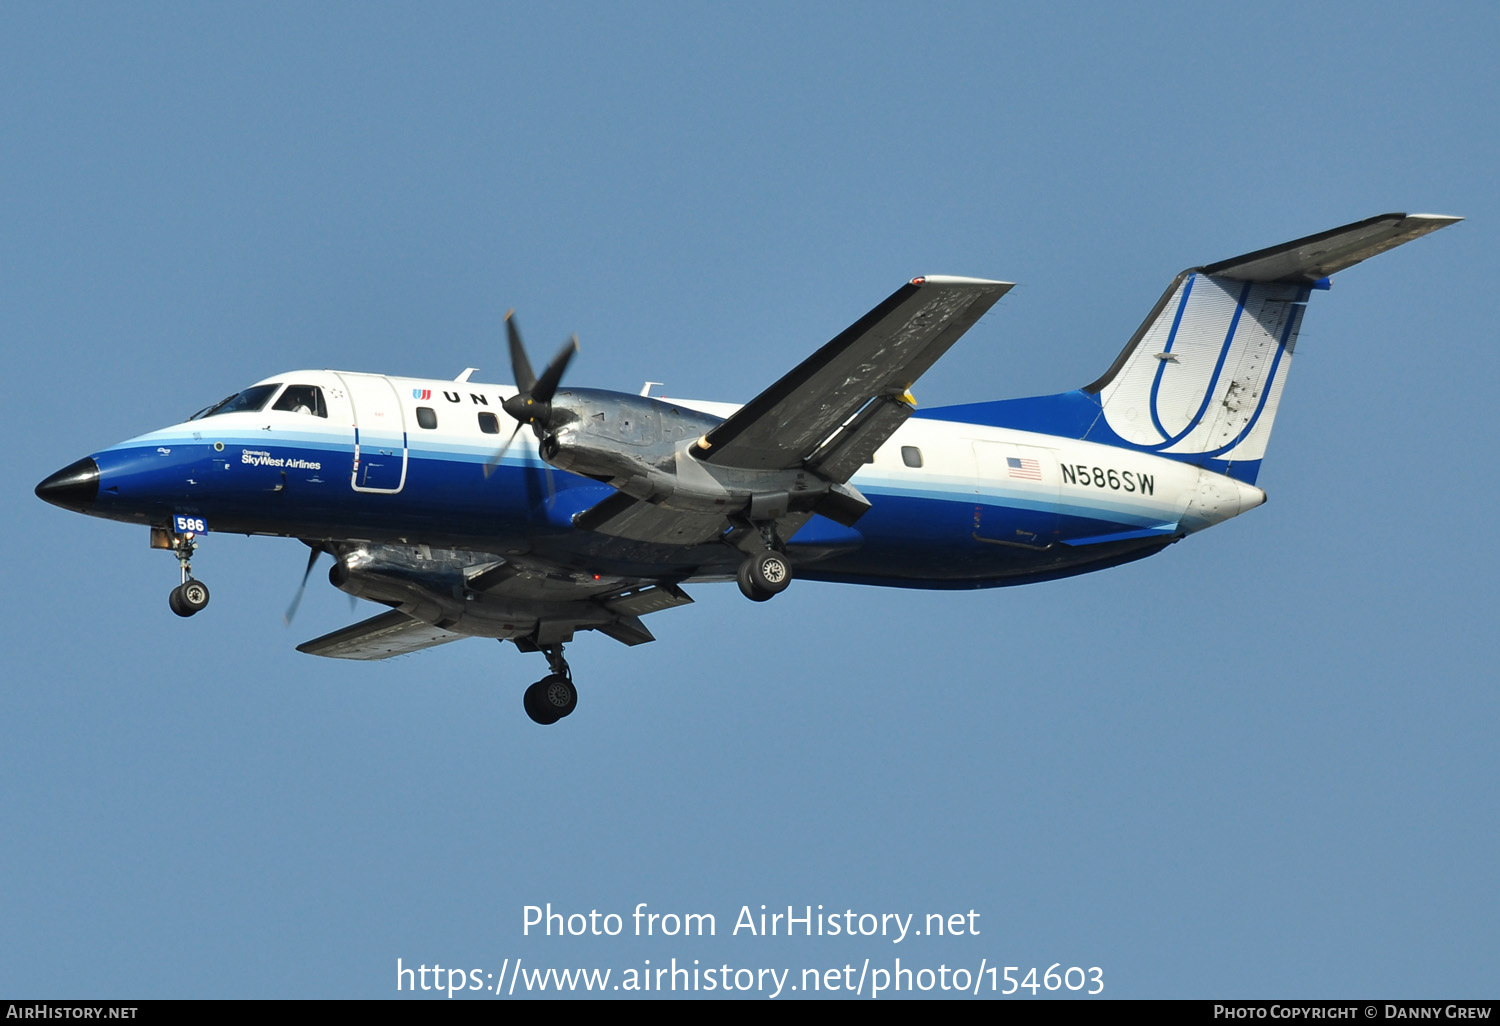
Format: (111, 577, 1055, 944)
(173, 515, 207, 534)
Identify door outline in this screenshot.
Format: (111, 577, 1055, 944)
(971, 440, 1060, 548)
(334, 372, 409, 494)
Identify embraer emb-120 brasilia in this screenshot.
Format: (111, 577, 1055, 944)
(37, 213, 1459, 723)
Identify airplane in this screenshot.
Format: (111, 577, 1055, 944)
(36, 212, 1459, 724)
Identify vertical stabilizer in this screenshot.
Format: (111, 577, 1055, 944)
(1079, 213, 1461, 482)
(1089, 272, 1308, 474)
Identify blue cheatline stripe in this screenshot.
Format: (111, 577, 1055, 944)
(1200, 299, 1304, 459)
(1148, 273, 1196, 438)
(1146, 277, 1252, 452)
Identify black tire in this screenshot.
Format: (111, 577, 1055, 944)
(738, 551, 791, 601)
(168, 585, 192, 618)
(539, 673, 578, 718)
(179, 578, 210, 613)
(737, 560, 771, 601)
(523, 680, 562, 725)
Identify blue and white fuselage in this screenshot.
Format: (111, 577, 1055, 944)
(75, 374, 1257, 587)
(35, 213, 1458, 722)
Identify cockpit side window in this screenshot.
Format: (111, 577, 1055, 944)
(272, 384, 328, 418)
(190, 383, 283, 420)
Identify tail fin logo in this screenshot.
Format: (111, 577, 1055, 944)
(1097, 273, 1305, 466)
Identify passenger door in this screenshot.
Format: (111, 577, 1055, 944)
(335, 372, 408, 493)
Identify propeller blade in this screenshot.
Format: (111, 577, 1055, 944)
(282, 546, 323, 626)
(483, 420, 525, 479)
(505, 310, 537, 394)
(532, 334, 578, 406)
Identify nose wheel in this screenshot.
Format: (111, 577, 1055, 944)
(169, 579, 211, 617)
(522, 644, 578, 725)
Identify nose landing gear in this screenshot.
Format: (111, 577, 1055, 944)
(154, 528, 211, 618)
(521, 643, 579, 725)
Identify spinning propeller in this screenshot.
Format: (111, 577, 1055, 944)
(484, 310, 578, 478)
(282, 544, 324, 625)
(283, 542, 354, 625)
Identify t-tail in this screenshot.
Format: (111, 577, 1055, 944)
(931, 213, 1462, 484)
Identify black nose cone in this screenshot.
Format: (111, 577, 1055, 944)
(36, 457, 100, 512)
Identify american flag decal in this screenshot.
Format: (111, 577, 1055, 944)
(1007, 456, 1042, 481)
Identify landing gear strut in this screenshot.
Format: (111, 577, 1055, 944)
(522, 643, 578, 725)
(164, 532, 210, 618)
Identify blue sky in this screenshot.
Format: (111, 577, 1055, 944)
(4, 2, 1495, 999)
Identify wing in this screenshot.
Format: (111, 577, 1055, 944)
(296, 609, 466, 660)
(693, 276, 1013, 473)
(572, 489, 747, 546)
(296, 544, 697, 659)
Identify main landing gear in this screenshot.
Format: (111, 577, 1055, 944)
(522, 644, 579, 726)
(738, 550, 791, 601)
(164, 532, 211, 618)
(736, 523, 793, 602)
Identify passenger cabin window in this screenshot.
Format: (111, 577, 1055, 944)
(190, 383, 282, 420)
(901, 445, 924, 468)
(272, 384, 327, 418)
(478, 412, 500, 434)
(416, 407, 438, 430)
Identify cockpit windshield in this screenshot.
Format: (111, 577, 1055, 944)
(189, 383, 282, 420)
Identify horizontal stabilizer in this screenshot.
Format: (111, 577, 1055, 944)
(1202, 212, 1461, 284)
(297, 609, 465, 660)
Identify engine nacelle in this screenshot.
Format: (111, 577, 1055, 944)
(544, 388, 857, 521)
